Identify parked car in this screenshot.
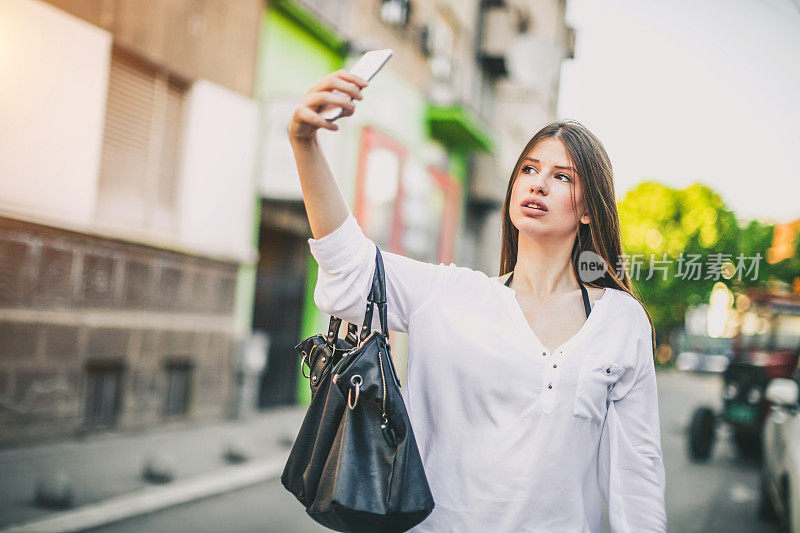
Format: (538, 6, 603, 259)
(675, 350, 730, 373)
(760, 375, 800, 531)
(687, 289, 800, 462)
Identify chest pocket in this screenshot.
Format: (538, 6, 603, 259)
(573, 358, 625, 425)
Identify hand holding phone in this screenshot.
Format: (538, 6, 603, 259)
(320, 49, 393, 121)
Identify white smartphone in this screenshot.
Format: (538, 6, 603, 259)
(320, 49, 394, 121)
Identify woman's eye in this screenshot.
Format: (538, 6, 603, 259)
(521, 166, 570, 182)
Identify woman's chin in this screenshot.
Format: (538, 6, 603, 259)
(515, 222, 551, 239)
(515, 218, 576, 240)
(514, 213, 547, 227)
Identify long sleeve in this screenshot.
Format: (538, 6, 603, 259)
(598, 313, 667, 532)
(307, 210, 456, 334)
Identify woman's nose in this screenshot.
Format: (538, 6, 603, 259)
(530, 173, 547, 194)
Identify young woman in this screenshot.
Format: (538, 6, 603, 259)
(289, 69, 667, 532)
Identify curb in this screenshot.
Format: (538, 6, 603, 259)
(0, 452, 290, 533)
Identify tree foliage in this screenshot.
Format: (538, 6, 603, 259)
(617, 181, 799, 338)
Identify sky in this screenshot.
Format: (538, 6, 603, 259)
(558, 0, 800, 225)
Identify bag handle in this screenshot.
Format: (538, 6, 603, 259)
(324, 316, 360, 345)
(323, 247, 387, 351)
(358, 246, 389, 345)
(326, 316, 343, 347)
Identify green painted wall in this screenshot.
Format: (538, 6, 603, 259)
(243, 4, 344, 408)
(255, 7, 344, 100)
(448, 149, 470, 185)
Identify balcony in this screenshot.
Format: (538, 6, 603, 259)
(272, 0, 349, 55)
(478, 2, 517, 78)
(424, 103, 494, 154)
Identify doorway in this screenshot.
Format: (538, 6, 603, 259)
(252, 205, 308, 407)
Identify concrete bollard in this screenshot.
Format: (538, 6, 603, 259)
(141, 451, 176, 484)
(34, 470, 75, 509)
(223, 439, 251, 464)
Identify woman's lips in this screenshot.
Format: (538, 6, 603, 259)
(521, 204, 548, 217)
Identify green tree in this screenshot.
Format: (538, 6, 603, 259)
(618, 181, 739, 339)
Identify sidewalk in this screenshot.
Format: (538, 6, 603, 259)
(0, 405, 307, 532)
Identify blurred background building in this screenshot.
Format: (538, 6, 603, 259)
(0, 0, 261, 445)
(0, 0, 572, 445)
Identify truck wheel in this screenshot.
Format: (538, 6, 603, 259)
(779, 480, 792, 533)
(758, 473, 779, 522)
(733, 428, 763, 460)
(687, 406, 716, 462)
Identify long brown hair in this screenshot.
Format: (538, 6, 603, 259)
(499, 119, 657, 350)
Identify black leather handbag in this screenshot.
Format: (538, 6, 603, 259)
(281, 246, 435, 532)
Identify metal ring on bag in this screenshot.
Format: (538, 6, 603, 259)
(300, 351, 311, 379)
(347, 375, 363, 410)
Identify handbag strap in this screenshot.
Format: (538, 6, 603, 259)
(359, 246, 389, 344)
(504, 270, 592, 319)
(326, 316, 343, 346)
(324, 247, 388, 349)
(325, 316, 360, 348)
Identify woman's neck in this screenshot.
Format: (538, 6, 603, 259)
(512, 231, 580, 300)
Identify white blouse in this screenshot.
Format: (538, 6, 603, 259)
(307, 211, 667, 533)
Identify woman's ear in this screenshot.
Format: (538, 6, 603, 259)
(580, 212, 591, 225)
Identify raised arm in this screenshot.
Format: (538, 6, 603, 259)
(288, 69, 367, 241)
(289, 70, 456, 334)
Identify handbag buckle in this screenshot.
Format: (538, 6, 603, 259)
(300, 351, 311, 379)
(347, 374, 362, 409)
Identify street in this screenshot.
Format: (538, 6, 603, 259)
(85, 477, 328, 533)
(83, 370, 779, 533)
(659, 370, 774, 533)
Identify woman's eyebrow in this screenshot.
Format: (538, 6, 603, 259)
(524, 157, 576, 173)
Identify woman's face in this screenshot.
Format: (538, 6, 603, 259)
(509, 137, 590, 241)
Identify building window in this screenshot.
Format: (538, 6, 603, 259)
(83, 362, 124, 429)
(355, 126, 407, 251)
(380, 0, 411, 26)
(164, 359, 193, 417)
(95, 45, 188, 233)
(427, 166, 462, 264)
(354, 127, 461, 265)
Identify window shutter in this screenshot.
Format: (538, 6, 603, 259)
(96, 46, 187, 234)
